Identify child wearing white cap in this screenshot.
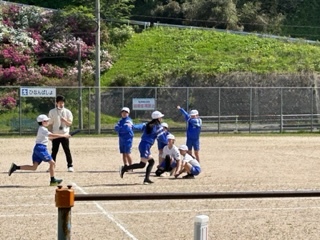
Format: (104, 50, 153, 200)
(120, 110, 167, 184)
(155, 134, 181, 177)
(8, 114, 70, 186)
(114, 107, 144, 170)
(175, 144, 201, 179)
(177, 105, 202, 162)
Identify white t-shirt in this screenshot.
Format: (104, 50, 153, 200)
(162, 145, 180, 160)
(182, 153, 200, 167)
(35, 126, 51, 146)
(48, 107, 73, 134)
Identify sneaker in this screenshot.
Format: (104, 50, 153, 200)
(50, 178, 63, 186)
(143, 179, 154, 185)
(8, 163, 17, 176)
(68, 167, 74, 172)
(119, 166, 126, 178)
(182, 174, 195, 179)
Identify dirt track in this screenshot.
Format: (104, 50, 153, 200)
(1, 135, 320, 239)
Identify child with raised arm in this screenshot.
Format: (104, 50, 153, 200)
(177, 105, 202, 162)
(8, 114, 70, 186)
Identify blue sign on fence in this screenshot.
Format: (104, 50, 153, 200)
(20, 87, 56, 97)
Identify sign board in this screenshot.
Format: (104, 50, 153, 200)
(20, 87, 56, 97)
(132, 98, 155, 110)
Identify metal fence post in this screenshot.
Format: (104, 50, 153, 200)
(280, 88, 283, 133)
(194, 215, 209, 240)
(55, 185, 75, 240)
(218, 88, 221, 134)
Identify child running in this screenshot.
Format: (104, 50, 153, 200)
(177, 105, 202, 162)
(155, 134, 181, 177)
(175, 145, 201, 179)
(120, 110, 167, 184)
(8, 114, 70, 186)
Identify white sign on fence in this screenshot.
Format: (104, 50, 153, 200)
(132, 98, 155, 110)
(20, 87, 56, 97)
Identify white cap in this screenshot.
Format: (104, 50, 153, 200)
(167, 134, 175, 140)
(151, 110, 164, 119)
(190, 110, 199, 116)
(178, 145, 188, 151)
(37, 114, 50, 122)
(121, 107, 130, 113)
(161, 122, 169, 128)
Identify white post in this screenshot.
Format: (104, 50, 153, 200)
(194, 215, 209, 240)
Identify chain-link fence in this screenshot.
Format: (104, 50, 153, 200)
(0, 86, 319, 135)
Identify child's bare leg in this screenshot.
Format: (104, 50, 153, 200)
(122, 154, 127, 165)
(158, 150, 163, 166)
(194, 151, 200, 162)
(48, 160, 55, 177)
(20, 162, 39, 171)
(125, 153, 133, 165)
(184, 163, 192, 174)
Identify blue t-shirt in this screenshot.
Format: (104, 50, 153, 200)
(114, 116, 134, 140)
(140, 123, 167, 145)
(179, 108, 202, 140)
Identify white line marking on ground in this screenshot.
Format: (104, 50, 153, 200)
(2, 205, 320, 218)
(72, 182, 139, 240)
(108, 206, 320, 214)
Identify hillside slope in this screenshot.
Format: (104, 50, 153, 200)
(102, 27, 320, 87)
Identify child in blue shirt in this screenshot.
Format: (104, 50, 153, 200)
(157, 122, 170, 166)
(115, 107, 144, 169)
(177, 106, 202, 162)
(120, 110, 167, 184)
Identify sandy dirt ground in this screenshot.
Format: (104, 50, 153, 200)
(1, 135, 320, 240)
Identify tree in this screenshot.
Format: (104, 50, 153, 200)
(182, 0, 240, 30)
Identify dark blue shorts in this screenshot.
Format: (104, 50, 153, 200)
(186, 139, 200, 151)
(157, 141, 167, 150)
(119, 139, 132, 154)
(190, 166, 201, 176)
(159, 158, 177, 169)
(32, 144, 52, 163)
(139, 141, 152, 159)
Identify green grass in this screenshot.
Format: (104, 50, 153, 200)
(102, 27, 320, 86)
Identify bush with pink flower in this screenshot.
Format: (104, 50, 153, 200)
(0, 3, 113, 87)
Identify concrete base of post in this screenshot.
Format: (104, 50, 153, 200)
(194, 215, 209, 240)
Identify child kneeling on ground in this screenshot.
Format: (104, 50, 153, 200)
(175, 145, 201, 179)
(155, 134, 181, 177)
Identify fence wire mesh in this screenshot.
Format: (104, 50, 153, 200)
(0, 86, 319, 134)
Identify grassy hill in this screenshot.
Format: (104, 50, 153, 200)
(102, 27, 320, 86)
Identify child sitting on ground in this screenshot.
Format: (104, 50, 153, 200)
(174, 145, 201, 179)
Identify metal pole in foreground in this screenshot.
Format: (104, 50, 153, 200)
(55, 185, 75, 240)
(94, 0, 101, 134)
(194, 215, 209, 240)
